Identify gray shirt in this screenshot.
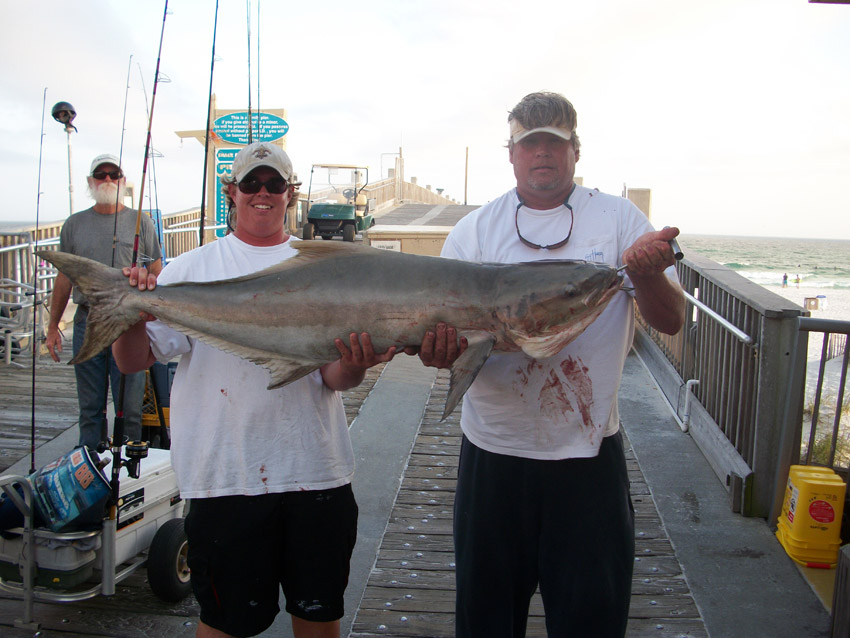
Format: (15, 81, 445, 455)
(59, 206, 163, 306)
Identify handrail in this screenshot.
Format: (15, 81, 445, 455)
(685, 291, 754, 345)
(163, 223, 226, 235)
(636, 252, 806, 517)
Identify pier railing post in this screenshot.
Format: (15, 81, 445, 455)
(749, 310, 805, 517)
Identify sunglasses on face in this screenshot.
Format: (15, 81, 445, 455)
(92, 169, 124, 180)
(237, 176, 289, 194)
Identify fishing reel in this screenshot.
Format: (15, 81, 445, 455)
(122, 440, 150, 479)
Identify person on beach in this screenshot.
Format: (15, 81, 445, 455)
(783, 273, 788, 288)
(419, 91, 685, 637)
(45, 154, 162, 451)
(112, 142, 395, 638)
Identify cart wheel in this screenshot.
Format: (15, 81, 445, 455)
(343, 224, 356, 242)
(148, 518, 191, 602)
(302, 222, 316, 240)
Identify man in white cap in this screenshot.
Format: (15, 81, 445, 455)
(46, 153, 162, 451)
(112, 142, 394, 638)
(419, 92, 685, 637)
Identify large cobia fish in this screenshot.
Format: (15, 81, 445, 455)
(38, 242, 622, 419)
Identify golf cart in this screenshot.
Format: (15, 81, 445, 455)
(302, 164, 374, 241)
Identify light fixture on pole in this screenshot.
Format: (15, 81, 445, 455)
(51, 101, 77, 216)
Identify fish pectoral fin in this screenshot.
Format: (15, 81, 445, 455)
(444, 331, 495, 421)
(508, 302, 612, 360)
(164, 322, 320, 389)
(508, 329, 574, 360)
(262, 358, 322, 389)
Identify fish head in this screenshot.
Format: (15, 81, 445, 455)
(501, 260, 623, 359)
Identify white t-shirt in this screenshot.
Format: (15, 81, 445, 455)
(442, 185, 678, 460)
(147, 234, 353, 499)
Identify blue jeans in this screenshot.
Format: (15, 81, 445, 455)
(73, 308, 145, 450)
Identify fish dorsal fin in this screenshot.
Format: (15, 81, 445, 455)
(164, 320, 321, 388)
(166, 241, 377, 288)
(444, 331, 496, 420)
(291, 240, 372, 260)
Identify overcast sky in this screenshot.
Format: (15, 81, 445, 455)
(2, 0, 848, 239)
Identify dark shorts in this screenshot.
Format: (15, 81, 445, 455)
(184, 484, 358, 638)
(454, 433, 635, 638)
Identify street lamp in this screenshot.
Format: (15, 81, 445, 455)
(51, 101, 77, 216)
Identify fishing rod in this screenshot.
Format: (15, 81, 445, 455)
(28, 89, 48, 474)
(111, 56, 133, 270)
(131, 0, 169, 270)
(136, 63, 171, 451)
(246, 0, 253, 144)
(256, 0, 261, 140)
(198, 0, 220, 246)
(225, 0, 258, 236)
(99, 55, 136, 458)
(106, 0, 170, 539)
(138, 62, 165, 256)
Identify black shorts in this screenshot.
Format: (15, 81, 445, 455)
(184, 484, 358, 637)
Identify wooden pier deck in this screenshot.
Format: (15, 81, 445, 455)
(0, 357, 707, 637)
(350, 371, 706, 638)
(0, 358, 79, 474)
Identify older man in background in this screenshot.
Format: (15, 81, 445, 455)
(45, 153, 162, 451)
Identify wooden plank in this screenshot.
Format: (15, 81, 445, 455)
(0, 356, 79, 473)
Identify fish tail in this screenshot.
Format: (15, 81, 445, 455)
(37, 250, 140, 365)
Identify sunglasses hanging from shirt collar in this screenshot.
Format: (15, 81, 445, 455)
(514, 183, 577, 250)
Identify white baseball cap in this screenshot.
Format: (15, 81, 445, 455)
(89, 154, 121, 176)
(231, 142, 294, 182)
(509, 121, 573, 144)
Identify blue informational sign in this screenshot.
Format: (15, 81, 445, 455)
(215, 148, 240, 238)
(213, 112, 289, 145)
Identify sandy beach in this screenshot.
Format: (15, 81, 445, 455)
(770, 285, 850, 323)
(767, 284, 848, 362)
(765, 285, 849, 410)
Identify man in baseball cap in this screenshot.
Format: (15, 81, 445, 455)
(89, 153, 122, 176)
(46, 153, 163, 452)
(417, 91, 685, 637)
(220, 142, 300, 234)
(112, 138, 394, 638)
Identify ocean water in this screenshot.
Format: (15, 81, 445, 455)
(677, 235, 850, 291)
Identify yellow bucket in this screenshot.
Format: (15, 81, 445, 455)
(776, 465, 846, 568)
